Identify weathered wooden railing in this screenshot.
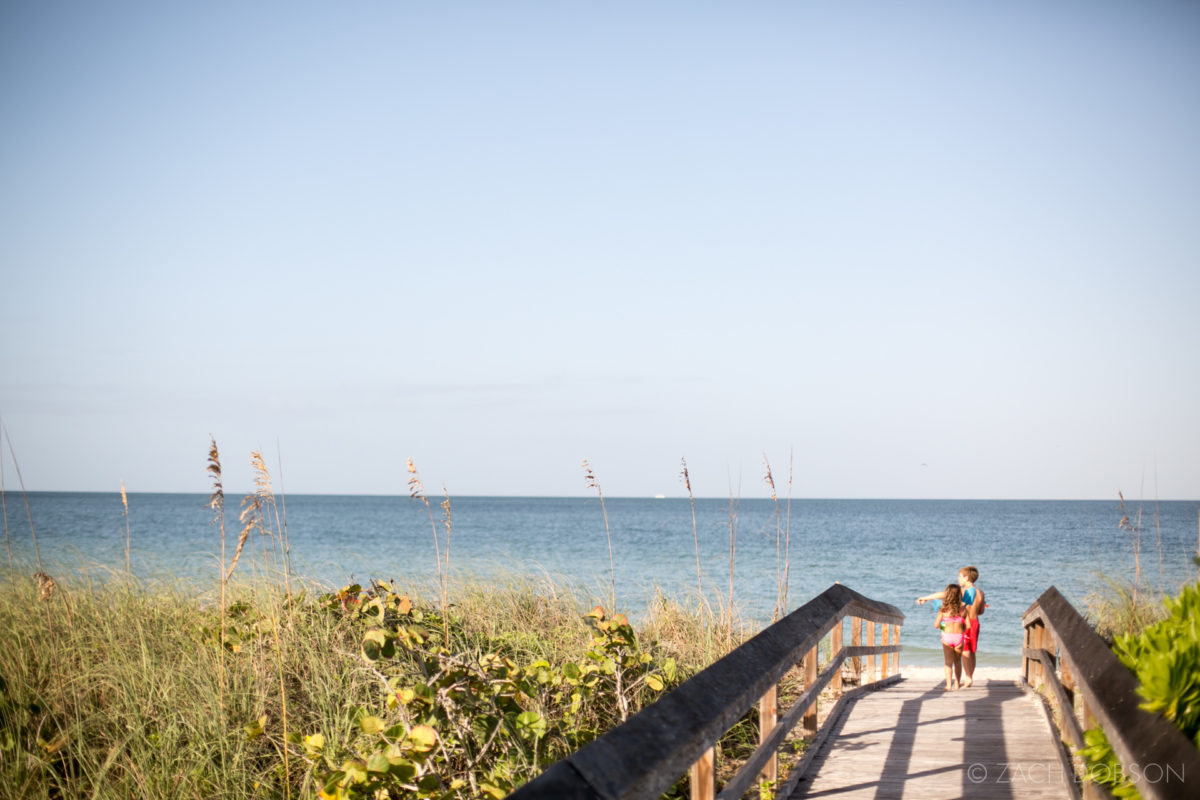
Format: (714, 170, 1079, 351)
(508, 583, 903, 800)
(1022, 586, 1200, 800)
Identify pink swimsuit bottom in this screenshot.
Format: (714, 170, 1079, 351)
(941, 614, 966, 647)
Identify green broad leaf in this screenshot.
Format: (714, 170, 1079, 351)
(479, 783, 508, 799)
(645, 674, 665, 692)
(562, 662, 582, 681)
(663, 657, 678, 681)
(341, 759, 368, 784)
(515, 711, 547, 739)
(323, 771, 346, 794)
(388, 758, 417, 781)
(361, 629, 395, 661)
(413, 684, 436, 705)
(362, 596, 385, 622)
(244, 714, 267, 740)
(418, 774, 442, 793)
(359, 715, 386, 735)
(366, 752, 392, 774)
(304, 733, 325, 756)
(407, 724, 438, 753)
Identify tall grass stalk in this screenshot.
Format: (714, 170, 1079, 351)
(680, 457, 702, 602)
(275, 440, 292, 594)
(2, 423, 42, 576)
(1153, 476, 1163, 595)
(726, 477, 739, 645)
(442, 486, 452, 599)
(784, 447, 793, 616)
(764, 455, 782, 622)
(228, 478, 256, 584)
(407, 458, 449, 644)
(120, 480, 131, 575)
(1117, 490, 1143, 613)
(250, 451, 279, 581)
(252, 450, 289, 594)
(248, 451, 291, 800)
(207, 438, 228, 724)
(582, 459, 616, 613)
(1, 426, 11, 578)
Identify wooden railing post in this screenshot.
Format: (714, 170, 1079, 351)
(850, 617, 862, 685)
(802, 645, 818, 735)
(1059, 656, 1077, 745)
(1024, 619, 1047, 688)
(865, 620, 876, 684)
(1022, 620, 1036, 685)
(891, 625, 901, 676)
(1033, 622, 1048, 688)
(759, 685, 778, 786)
(690, 747, 715, 800)
(880, 624, 891, 680)
(831, 618, 844, 695)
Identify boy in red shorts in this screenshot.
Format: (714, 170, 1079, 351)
(918, 566, 985, 688)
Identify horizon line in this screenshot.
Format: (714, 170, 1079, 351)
(5, 489, 1197, 503)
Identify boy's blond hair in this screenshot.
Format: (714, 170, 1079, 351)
(959, 566, 979, 584)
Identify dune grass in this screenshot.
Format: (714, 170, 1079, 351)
(0, 569, 743, 800)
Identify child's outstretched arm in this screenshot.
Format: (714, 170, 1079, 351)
(916, 590, 946, 605)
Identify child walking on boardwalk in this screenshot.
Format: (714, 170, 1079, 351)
(917, 565, 985, 688)
(935, 584, 967, 690)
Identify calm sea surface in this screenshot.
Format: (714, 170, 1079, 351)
(4, 493, 1198, 667)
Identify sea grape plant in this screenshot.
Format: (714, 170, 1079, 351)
(1079, 570, 1200, 799)
(307, 581, 678, 799)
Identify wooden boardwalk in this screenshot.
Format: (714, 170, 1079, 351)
(787, 678, 1076, 800)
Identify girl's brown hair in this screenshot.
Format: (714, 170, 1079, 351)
(940, 583, 963, 616)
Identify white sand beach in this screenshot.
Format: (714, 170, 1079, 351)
(898, 664, 1023, 685)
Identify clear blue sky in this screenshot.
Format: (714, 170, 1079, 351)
(2, 1, 1198, 499)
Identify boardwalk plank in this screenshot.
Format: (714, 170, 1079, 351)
(787, 679, 1075, 800)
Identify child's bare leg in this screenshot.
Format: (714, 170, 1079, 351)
(942, 645, 955, 690)
(962, 651, 975, 688)
(954, 649, 963, 686)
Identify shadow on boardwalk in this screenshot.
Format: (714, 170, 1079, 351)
(787, 679, 1075, 800)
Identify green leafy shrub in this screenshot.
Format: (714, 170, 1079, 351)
(309, 581, 679, 799)
(1079, 573, 1200, 798)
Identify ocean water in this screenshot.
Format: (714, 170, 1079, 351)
(4, 492, 1198, 667)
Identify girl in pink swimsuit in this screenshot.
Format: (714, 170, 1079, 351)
(936, 584, 967, 690)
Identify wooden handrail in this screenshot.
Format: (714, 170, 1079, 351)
(508, 583, 903, 800)
(1022, 586, 1200, 800)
